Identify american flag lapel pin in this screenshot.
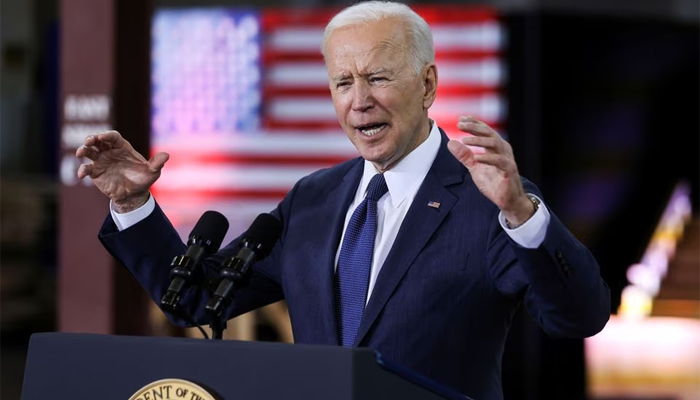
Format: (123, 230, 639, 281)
(427, 201, 441, 209)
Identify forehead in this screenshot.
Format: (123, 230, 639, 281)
(325, 19, 410, 75)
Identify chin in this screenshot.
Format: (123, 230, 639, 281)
(362, 154, 395, 171)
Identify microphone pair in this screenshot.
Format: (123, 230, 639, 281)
(160, 211, 282, 321)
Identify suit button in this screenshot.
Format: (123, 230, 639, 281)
(561, 263, 573, 277)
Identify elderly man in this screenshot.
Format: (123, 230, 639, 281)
(77, 2, 610, 399)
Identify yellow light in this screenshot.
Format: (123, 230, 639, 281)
(618, 285, 653, 319)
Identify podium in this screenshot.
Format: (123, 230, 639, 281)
(21, 332, 472, 400)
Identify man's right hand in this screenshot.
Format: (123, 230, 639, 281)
(76, 130, 170, 213)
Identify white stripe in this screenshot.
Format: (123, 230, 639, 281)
(268, 27, 324, 51)
(268, 94, 505, 123)
(158, 200, 283, 245)
(437, 59, 504, 86)
(267, 22, 503, 52)
(432, 22, 504, 51)
(157, 165, 328, 190)
(266, 59, 503, 87)
(161, 199, 280, 217)
(152, 132, 357, 155)
(431, 94, 506, 123)
(267, 62, 329, 87)
(269, 97, 338, 121)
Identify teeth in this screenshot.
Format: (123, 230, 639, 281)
(360, 124, 385, 136)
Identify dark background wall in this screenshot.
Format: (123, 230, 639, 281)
(504, 11, 699, 400)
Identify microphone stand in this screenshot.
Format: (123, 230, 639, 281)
(206, 252, 251, 340)
(209, 314, 226, 340)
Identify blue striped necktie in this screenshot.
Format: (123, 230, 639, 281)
(335, 173, 388, 347)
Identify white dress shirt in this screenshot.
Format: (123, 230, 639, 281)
(112, 121, 551, 304)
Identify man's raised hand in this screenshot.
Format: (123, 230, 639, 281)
(76, 131, 169, 213)
(447, 116, 534, 227)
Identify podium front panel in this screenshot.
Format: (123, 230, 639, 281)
(21, 333, 461, 400)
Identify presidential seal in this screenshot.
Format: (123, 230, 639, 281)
(129, 379, 218, 400)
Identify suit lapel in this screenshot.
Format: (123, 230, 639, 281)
(353, 132, 464, 346)
(315, 160, 363, 345)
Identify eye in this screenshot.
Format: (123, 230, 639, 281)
(370, 76, 387, 83)
(336, 81, 350, 89)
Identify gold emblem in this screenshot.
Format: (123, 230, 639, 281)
(129, 379, 218, 400)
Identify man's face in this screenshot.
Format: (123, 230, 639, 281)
(325, 18, 437, 172)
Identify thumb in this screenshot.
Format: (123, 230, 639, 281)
(447, 139, 475, 168)
(148, 151, 170, 172)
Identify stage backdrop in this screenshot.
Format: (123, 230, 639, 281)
(148, 5, 506, 240)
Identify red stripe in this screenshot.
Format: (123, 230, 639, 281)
(262, 52, 324, 64)
(261, 50, 502, 64)
(434, 87, 502, 96)
(262, 86, 500, 97)
(262, 120, 340, 130)
(411, 6, 498, 23)
(153, 188, 291, 200)
(261, 6, 497, 28)
(160, 154, 353, 167)
(263, 87, 331, 97)
(262, 8, 340, 28)
(434, 50, 503, 60)
(263, 87, 503, 98)
(261, 118, 502, 131)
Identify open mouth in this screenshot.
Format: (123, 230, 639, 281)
(356, 123, 387, 136)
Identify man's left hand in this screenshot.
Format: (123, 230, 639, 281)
(447, 116, 535, 227)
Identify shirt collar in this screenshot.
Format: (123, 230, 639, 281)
(360, 119, 441, 208)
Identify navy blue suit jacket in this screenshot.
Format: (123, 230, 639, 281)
(99, 132, 610, 400)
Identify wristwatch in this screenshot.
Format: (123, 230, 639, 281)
(505, 194, 540, 229)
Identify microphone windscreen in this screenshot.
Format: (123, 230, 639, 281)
(189, 210, 230, 253)
(243, 213, 282, 257)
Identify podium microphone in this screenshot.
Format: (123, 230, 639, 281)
(161, 210, 229, 314)
(205, 213, 282, 318)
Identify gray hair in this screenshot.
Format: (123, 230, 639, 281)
(321, 1, 435, 75)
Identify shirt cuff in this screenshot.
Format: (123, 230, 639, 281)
(110, 193, 155, 231)
(498, 194, 550, 249)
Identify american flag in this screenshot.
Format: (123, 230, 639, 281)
(150, 6, 505, 241)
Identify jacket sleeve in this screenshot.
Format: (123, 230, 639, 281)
(488, 180, 611, 338)
(98, 180, 302, 327)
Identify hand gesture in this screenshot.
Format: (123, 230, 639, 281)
(447, 116, 534, 226)
(76, 131, 169, 213)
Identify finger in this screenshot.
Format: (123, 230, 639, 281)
(93, 130, 124, 151)
(77, 163, 92, 180)
(82, 131, 113, 149)
(447, 139, 476, 168)
(148, 151, 170, 172)
(461, 135, 499, 152)
(82, 135, 94, 147)
(83, 133, 113, 153)
(457, 120, 496, 137)
(458, 115, 488, 124)
(76, 145, 100, 160)
(96, 130, 123, 144)
(473, 153, 509, 170)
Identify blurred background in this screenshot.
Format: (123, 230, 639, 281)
(1, 0, 698, 399)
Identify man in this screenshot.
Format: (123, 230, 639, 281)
(76, 2, 610, 399)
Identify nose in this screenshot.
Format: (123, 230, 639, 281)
(351, 80, 374, 112)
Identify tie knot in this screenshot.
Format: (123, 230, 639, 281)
(365, 173, 388, 202)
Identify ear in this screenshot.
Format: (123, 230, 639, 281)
(422, 63, 438, 109)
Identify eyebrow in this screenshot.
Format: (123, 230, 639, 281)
(332, 67, 393, 82)
(331, 73, 351, 82)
